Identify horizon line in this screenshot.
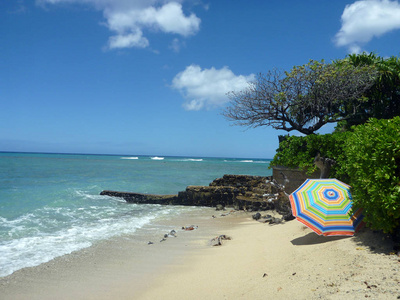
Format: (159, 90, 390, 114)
(0, 151, 272, 161)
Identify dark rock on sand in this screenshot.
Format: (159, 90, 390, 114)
(210, 235, 231, 246)
(216, 204, 225, 211)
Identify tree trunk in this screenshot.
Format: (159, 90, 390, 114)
(314, 154, 336, 179)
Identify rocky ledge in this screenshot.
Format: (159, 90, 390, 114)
(100, 174, 292, 219)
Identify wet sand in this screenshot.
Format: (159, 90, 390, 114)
(0, 207, 245, 299)
(1, 209, 399, 300)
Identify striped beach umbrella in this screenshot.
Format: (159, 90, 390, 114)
(289, 179, 364, 236)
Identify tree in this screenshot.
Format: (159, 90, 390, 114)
(223, 60, 377, 135)
(338, 53, 400, 128)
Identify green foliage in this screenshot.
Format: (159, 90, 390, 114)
(268, 53, 400, 234)
(270, 132, 349, 178)
(343, 117, 400, 233)
(338, 53, 400, 128)
(272, 118, 400, 232)
(224, 59, 377, 135)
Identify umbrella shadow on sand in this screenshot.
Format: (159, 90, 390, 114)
(291, 232, 349, 246)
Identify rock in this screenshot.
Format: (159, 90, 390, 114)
(210, 235, 231, 246)
(257, 215, 284, 224)
(274, 192, 294, 220)
(100, 174, 294, 218)
(164, 234, 168, 238)
(252, 212, 262, 220)
(283, 213, 295, 221)
(216, 204, 225, 211)
(148, 241, 154, 245)
(257, 219, 270, 223)
(269, 217, 283, 224)
(99, 191, 177, 204)
(169, 230, 177, 237)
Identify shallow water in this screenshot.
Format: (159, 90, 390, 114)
(0, 152, 271, 277)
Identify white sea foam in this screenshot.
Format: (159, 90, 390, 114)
(182, 158, 203, 162)
(0, 153, 272, 278)
(0, 195, 178, 277)
(121, 157, 139, 160)
(151, 157, 164, 160)
(223, 159, 270, 164)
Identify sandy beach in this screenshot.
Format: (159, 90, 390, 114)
(1, 209, 399, 300)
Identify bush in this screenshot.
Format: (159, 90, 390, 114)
(270, 132, 349, 179)
(271, 118, 400, 233)
(344, 117, 400, 233)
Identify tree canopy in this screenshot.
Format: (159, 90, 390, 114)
(223, 59, 378, 135)
(337, 53, 400, 129)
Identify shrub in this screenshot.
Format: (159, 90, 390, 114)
(270, 132, 348, 179)
(344, 117, 400, 233)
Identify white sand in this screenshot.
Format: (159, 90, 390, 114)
(1, 210, 399, 300)
(137, 212, 399, 300)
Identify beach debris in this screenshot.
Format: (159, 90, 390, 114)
(158, 230, 178, 242)
(148, 241, 154, 245)
(212, 215, 216, 218)
(210, 235, 231, 246)
(182, 225, 198, 231)
(364, 281, 377, 289)
(263, 273, 268, 278)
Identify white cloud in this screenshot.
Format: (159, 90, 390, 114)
(335, 0, 400, 52)
(37, 0, 201, 49)
(172, 65, 255, 111)
(169, 38, 185, 52)
(108, 30, 149, 49)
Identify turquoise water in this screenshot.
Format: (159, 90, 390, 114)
(0, 152, 271, 277)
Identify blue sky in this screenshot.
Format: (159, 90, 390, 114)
(1, 0, 399, 158)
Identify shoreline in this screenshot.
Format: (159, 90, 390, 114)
(1, 209, 399, 299)
(0, 207, 248, 299)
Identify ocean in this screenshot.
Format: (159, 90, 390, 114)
(0, 152, 271, 277)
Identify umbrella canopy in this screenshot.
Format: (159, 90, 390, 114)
(289, 178, 364, 236)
